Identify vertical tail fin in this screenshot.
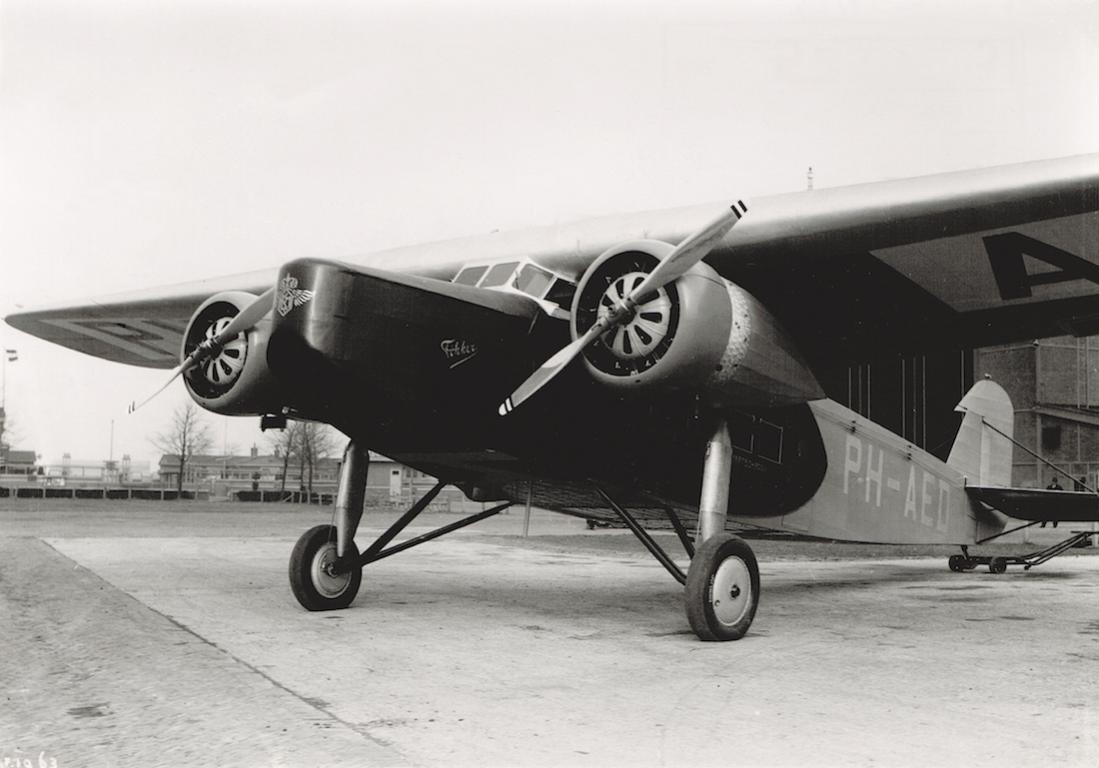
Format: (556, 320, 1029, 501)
(947, 378, 1014, 487)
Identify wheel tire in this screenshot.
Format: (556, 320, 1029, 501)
(989, 556, 1008, 575)
(289, 524, 362, 611)
(948, 555, 966, 573)
(685, 533, 760, 641)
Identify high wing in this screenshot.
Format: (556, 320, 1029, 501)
(6, 153, 1099, 372)
(5, 269, 275, 369)
(714, 153, 1099, 367)
(966, 486, 1099, 523)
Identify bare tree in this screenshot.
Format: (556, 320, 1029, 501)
(267, 421, 302, 493)
(299, 422, 340, 497)
(151, 403, 213, 496)
(265, 420, 341, 498)
(0, 409, 17, 453)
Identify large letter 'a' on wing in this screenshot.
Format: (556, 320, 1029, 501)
(706, 153, 1099, 369)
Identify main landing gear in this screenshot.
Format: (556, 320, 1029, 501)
(596, 416, 760, 642)
(290, 423, 759, 642)
(288, 440, 512, 612)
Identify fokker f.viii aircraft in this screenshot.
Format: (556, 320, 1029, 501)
(8, 154, 1099, 641)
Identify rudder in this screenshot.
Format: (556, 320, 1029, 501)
(947, 378, 1014, 487)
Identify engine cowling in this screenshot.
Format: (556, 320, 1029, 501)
(181, 291, 283, 416)
(571, 240, 823, 407)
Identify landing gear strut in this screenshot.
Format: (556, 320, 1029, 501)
(596, 417, 761, 642)
(684, 417, 759, 641)
(289, 441, 369, 611)
(288, 439, 512, 612)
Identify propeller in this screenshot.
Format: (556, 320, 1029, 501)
(498, 199, 748, 416)
(127, 286, 276, 414)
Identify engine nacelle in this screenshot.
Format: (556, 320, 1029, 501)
(181, 291, 283, 416)
(571, 240, 824, 407)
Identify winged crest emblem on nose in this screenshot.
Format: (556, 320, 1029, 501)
(276, 275, 315, 317)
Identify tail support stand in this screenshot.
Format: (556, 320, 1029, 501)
(951, 529, 1099, 573)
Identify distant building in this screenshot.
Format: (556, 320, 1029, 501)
(157, 446, 438, 500)
(822, 348, 974, 461)
(158, 445, 338, 492)
(978, 336, 1099, 489)
(0, 447, 36, 476)
(42, 453, 152, 484)
(822, 336, 1099, 490)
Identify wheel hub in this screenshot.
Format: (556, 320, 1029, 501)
(711, 556, 752, 627)
(311, 542, 354, 599)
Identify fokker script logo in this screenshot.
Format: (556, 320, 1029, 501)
(276, 275, 315, 317)
(440, 339, 478, 368)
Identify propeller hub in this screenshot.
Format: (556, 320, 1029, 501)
(185, 313, 247, 397)
(594, 271, 672, 362)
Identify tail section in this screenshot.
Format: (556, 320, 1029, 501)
(947, 378, 1014, 487)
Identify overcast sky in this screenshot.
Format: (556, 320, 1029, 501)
(1, 0, 1097, 468)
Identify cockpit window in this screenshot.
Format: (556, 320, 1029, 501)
(514, 264, 554, 298)
(479, 261, 519, 288)
(454, 265, 488, 286)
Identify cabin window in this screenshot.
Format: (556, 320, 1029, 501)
(514, 264, 555, 298)
(753, 421, 783, 463)
(545, 278, 576, 307)
(454, 265, 488, 286)
(479, 261, 519, 288)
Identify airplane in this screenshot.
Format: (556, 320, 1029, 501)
(7, 153, 1099, 641)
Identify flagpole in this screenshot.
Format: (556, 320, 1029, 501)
(2, 348, 18, 422)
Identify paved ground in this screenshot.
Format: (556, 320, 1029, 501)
(2, 502, 1098, 767)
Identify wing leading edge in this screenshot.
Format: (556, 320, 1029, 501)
(6, 153, 1099, 371)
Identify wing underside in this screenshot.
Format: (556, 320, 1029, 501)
(5, 270, 275, 368)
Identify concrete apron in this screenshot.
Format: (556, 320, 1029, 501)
(9, 534, 1099, 767)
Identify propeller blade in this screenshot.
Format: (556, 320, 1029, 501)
(498, 199, 748, 416)
(210, 286, 275, 347)
(627, 199, 747, 305)
(498, 320, 609, 416)
(127, 286, 275, 415)
(127, 363, 188, 414)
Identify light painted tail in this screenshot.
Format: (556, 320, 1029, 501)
(947, 378, 1014, 487)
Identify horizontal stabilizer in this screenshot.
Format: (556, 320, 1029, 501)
(967, 486, 1099, 522)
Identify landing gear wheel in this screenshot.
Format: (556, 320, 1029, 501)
(685, 533, 760, 641)
(988, 556, 1008, 575)
(289, 524, 362, 610)
(948, 555, 967, 572)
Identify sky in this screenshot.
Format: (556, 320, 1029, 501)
(1, 0, 1097, 468)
